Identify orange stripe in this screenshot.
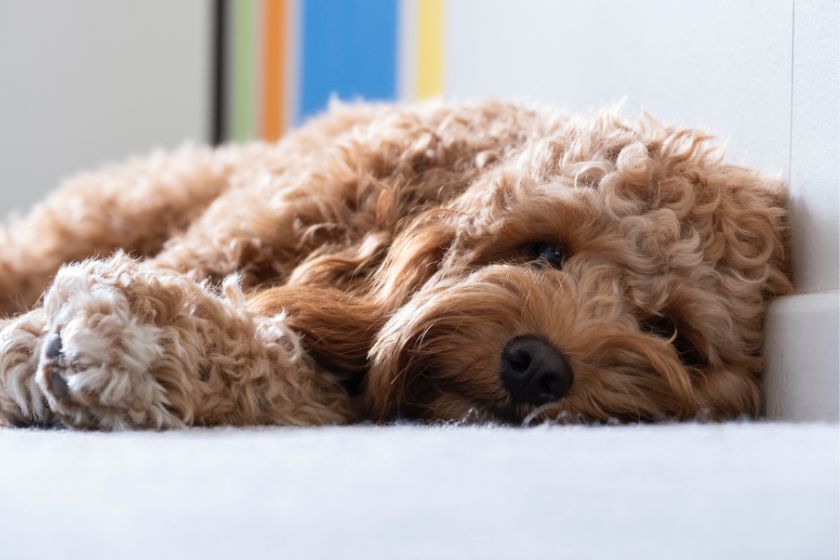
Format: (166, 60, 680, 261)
(261, 0, 286, 140)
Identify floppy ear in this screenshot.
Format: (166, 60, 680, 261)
(612, 133, 792, 300)
(247, 285, 383, 377)
(363, 335, 410, 421)
(371, 210, 456, 306)
(603, 130, 793, 418)
(700, 166, 792, 299)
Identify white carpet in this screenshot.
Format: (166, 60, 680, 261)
(0, 422, 837, 560)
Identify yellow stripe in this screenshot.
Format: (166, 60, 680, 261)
(416, 0, 444, 98)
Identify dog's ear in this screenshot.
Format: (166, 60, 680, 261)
(372, 210, 456, 306)
(610, 133, 793, 300)
(362, 355, 405, 422)
(248, 286, 383, 377)
(608, 132, 793, 418)
(363, 315, 419, 422)
(699, 166, 792, 299)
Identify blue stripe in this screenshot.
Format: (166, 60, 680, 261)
(299, 0, 398, 123)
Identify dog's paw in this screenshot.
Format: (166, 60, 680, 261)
(35, 256, 185, 429)
(0, 309, 57, 427)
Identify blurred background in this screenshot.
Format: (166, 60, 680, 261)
(0, 0, 836, 299)
(2, 0, 815, 208)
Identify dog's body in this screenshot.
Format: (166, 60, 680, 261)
(0, 101, 791, 429)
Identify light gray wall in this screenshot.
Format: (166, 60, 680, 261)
(789, 0, 839, 293)
(445, 0, 793, 177)
(763, 0, 839, 421)
(0, 0, 210, 215)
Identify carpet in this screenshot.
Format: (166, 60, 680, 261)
(1, 422, 837, 559)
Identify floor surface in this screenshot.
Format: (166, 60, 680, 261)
(1, 422, 837, 560)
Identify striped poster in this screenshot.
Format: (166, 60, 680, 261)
(216, 0, 445, 144)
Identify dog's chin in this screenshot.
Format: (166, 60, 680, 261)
(397, 389, 582, 426)
(421, 397, 667, 426)
(396, 396, 511, 425)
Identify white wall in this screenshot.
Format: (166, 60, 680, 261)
(763, 0, 839, 421)
(446, 0, 793, 177)
(0, 0, 210, 215)
(788, 0, 839, 294)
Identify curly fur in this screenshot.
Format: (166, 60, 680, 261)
(0, 100, 791, 429)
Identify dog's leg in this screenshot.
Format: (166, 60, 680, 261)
(0, 253, 353, 429)
(0, 145, 243, 316)
(0, 104, 387, 316)
(148, 179, 354, 289)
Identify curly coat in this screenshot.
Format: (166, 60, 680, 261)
(0, 101, 791, 429)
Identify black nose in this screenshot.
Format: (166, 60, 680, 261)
(500, 336, 574, 405)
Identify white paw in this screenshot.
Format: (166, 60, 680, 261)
(35, 257, 184, 429)
(0, 309, 54, 426)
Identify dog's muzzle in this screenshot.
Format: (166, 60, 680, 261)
(500, 335, 574, 405)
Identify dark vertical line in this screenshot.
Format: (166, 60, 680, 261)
(212, 0, 228, 145)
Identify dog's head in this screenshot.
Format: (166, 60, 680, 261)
(363, 115, 791, 424)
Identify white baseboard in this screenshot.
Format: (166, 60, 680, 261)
(762, 290, 839, 421)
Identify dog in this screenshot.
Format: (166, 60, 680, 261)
(0, 100, 791, 429)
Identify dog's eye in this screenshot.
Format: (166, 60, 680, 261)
(529, 242, 566, 269)
(639, 315, 708, 367)
(639, 315, 676, 340)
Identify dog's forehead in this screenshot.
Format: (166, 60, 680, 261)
(450, 175, 617, 243)
(454, 174, 590, 219)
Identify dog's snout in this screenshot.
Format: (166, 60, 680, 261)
(501, 336, 573, 405)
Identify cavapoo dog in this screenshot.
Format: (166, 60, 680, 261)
(0, 101, 791, 429)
